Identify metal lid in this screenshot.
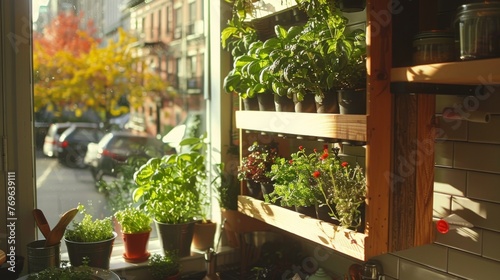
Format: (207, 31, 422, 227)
(413, 30, 454, 41)
(456, 2, 500, 18)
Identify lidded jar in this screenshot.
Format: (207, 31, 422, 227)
(455, 2, 500, 60)
(412, 30, 455, 65)
(307, 268, 332, 280)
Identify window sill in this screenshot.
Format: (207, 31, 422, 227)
(60, 239, 240, 278)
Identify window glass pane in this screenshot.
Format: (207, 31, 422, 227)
(32, 0, 207, 252)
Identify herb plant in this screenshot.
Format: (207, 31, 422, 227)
(133, 134, 210, 224)
(114, 205, 152, 234)
(213, 162, 239, 211)
(64, 204, 114, 242)
(265, 146, 322, 207)
(96, 155, 150, 212)
(148, 251, 180, 280)
(237, 141, 279, 184)
(27, 260, 92, 280)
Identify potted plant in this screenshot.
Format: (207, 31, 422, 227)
(221, 0, 265, 111)
(237, 141, 279, 199)
(64, 204, 117, 270)
(27, 260, 94, 280)
(114, 205, 152, 263)
(311, 146, 367, 230)
(336, 29, 367, 115)
(133, 135, 210, 257)
(265, 145, 323, 215)
(148, 251, 180, 280)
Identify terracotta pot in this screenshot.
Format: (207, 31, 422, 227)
(192, 220, 217, 251)
(122, 230, 151, 263)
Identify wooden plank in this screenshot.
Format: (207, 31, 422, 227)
(390, 92, 417, 251)
(415, 94, 435, 245)
(391, 58, 500, 85)
(238, 196, 367, 260)
(235, 111, 366, 142)
(364, 0, 392, 259)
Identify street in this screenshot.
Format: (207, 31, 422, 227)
(35, 151, 113, 244)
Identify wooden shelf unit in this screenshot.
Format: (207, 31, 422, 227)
(391, 58, 500, 85)
(231, 0, 452, 261)
(238, 195, 367, 260)
(235, 111, 367, 142)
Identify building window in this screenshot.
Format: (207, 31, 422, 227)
(187, 1, 196, 35)
(174, 7, 182, 39)
(158, 9, 162, 39)
(150, 12, 154, 39)
(166, 6, 172, 34)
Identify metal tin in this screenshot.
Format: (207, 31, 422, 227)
(412, 30, 456, 65)
(455, 2, 500, 60)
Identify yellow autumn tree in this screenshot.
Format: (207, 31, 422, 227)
(34, 15, 169, 122)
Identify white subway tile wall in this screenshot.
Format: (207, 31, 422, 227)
(307, 94, 500, 279)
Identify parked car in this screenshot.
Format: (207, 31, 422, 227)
(85, 131, 168, 181)
(57, 123, 104, 168)
(42, 122, 72, 157)
(43, 122, 99, 158)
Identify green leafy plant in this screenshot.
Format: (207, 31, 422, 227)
(265, 146, 322, 208)
(213, 162, 239, 210)
(64, 204, 114, 242)
(133, 134, 211, 224)
(114, 205, 152, 234)
(148, 251, 180, 280)
(27, 260, 93, 280)
(96, 155, 149, 212)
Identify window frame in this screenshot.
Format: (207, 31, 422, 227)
(1, 0, 36, 260)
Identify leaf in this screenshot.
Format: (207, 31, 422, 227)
(274, 25, 287, 40)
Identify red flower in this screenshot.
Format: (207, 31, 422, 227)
(299, 145, 304, 151)
(313, 170, 321, 178)
(323, 144, 328, 151)
(320, 153, 328, 160)
(313, 148, 317, 153)
(341, 162, 349, 168)
(289, 159, 293, 164)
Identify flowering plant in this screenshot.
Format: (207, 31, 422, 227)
(313, 146, 367, 230)
(266, 146, 322, 207)
(237, 141, 279, 184)
(266, 145, 367, 230)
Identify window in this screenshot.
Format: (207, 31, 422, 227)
(150, 12, 154, 39)
(1, 0, 216, 264)
(158, 9, 162, 38)
(174, 6, 182, 39)
(166, 6, 172, 34)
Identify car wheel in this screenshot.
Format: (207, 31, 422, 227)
(93, 169, 104, 182)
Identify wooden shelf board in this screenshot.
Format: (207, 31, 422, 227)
(391, 58, 500, 85)
(238, 195, 367, 261)
(235, 111, 366, 142)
